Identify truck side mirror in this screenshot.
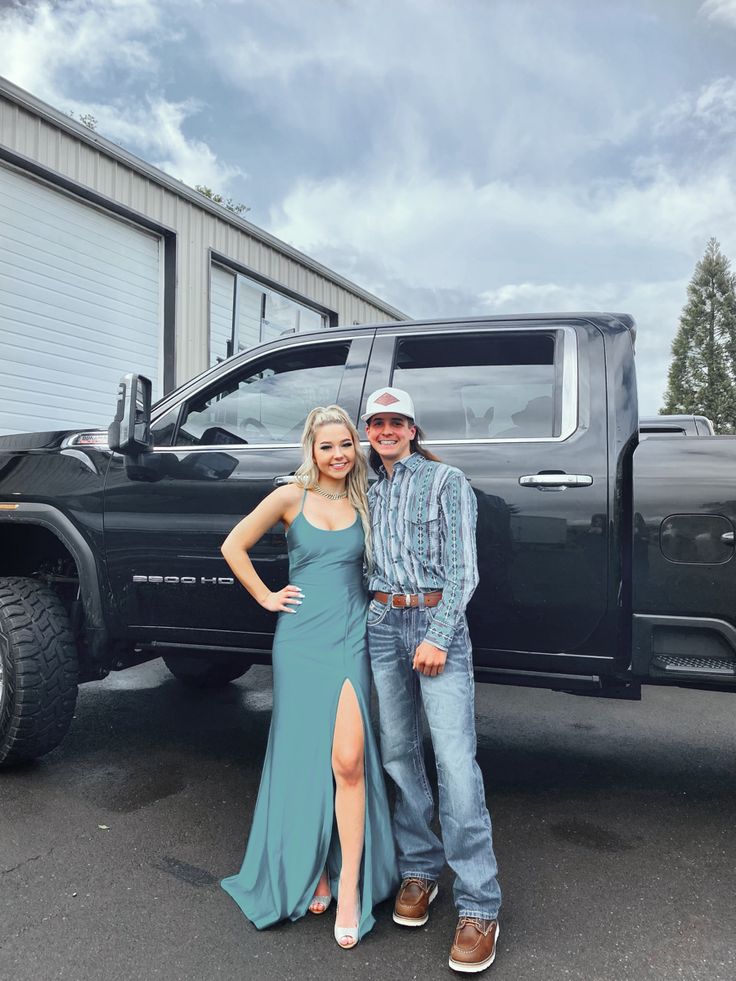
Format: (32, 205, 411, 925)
(108, 373, 153, 455)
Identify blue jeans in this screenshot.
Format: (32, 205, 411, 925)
(367, 602, 501, 919)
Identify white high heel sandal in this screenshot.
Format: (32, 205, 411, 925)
(309, 892, 332, 914)
(309, 869, 332, 915)
(334, 888, 360, 949)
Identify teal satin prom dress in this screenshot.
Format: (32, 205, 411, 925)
(221, 489, 398, 938)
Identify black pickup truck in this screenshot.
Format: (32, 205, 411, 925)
(1, 313, 735, 767)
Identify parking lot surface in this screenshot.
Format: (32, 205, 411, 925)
(1, 660, 735, 981)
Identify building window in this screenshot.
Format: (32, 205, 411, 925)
(210, 263, 330, 365)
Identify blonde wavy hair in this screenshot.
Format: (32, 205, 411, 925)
(294, 405, 372, 568)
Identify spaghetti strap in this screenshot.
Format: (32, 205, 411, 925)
(299, 486, 309, 514)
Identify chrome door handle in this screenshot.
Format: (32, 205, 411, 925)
(722, 531, 735, 545)
(272, 475, 294, 486)
(519, 474, 593, 489)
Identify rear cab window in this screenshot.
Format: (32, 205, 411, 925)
(390, 329, 577, 442)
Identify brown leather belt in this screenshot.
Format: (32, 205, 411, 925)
(373, 590, 443, 609)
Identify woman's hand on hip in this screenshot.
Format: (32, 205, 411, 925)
(260, 584, 304, 613)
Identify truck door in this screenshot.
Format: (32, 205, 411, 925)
(103, 332, 372, 653)
(364, 320, 619, 668)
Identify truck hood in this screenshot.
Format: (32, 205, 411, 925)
(0, 430, 82, 451)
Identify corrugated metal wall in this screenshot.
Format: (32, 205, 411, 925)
(0, 88, 406, 386)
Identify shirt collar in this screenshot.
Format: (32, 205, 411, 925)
(377, 451, 423, 481)
(397, 452, 423, 472)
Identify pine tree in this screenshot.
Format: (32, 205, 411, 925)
(661, 238, 736, 433)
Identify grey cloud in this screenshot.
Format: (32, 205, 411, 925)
(188, 0, 675, 184)
(701, 0, 736, 27)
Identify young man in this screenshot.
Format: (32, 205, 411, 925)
(362, 386, 501, 975)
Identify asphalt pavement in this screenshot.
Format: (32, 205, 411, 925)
(1, 660, 735, 981)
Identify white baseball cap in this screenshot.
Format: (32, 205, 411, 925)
(361, 387, 417, 422)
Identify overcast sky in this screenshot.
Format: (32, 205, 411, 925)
(3, 0, 736, 413)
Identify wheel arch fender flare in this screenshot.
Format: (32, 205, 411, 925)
(0, 504, 105, 630)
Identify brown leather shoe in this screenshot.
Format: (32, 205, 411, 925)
(448, 917, 499, 973)
(392, 876, 439, 927)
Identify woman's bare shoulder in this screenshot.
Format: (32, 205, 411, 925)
(270, 481, 304, 508)
(231, 481, 303, 532)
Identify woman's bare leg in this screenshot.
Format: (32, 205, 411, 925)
(332, 680, 365, 941)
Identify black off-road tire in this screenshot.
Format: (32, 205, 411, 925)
(0, 577, 79, 767)
(162, 651, 251, 689)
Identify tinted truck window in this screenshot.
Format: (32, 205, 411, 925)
(392, 332, 561, 441)
(175, 343, 349, 445)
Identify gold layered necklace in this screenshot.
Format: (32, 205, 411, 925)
(310, 483, 348, 501)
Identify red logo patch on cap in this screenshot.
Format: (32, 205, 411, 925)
(375, 392, 399, 406)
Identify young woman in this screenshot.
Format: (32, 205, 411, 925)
(220, 405, 397, 949)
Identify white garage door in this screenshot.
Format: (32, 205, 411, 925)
(0, 165, 162, 436)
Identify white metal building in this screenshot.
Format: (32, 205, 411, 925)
(0, 76, 408, 436)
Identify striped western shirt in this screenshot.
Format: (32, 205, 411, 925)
(367, 452, 479, 651)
